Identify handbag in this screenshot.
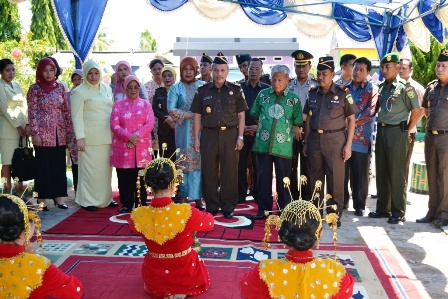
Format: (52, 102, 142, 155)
(11, 138, 36, 182)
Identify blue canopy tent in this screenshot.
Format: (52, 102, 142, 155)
(49, 0, 448, 68)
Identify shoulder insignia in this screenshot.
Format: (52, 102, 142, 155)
(406, 88, 416, 98)
(427, 79, 438, 88)
(309, 86, 318, 92)
(405, 86, 413, 92)
(340, 85, 349, 92)
(346, 93, 353, 104)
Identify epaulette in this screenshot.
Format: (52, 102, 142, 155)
(308, 86, 318, 92)
(198, 82, 211, 89)
(397, 77, 407, 85)
(230, 81, 241, 86)
(339, 85, 349, 93)
(426, 79, 438, 88)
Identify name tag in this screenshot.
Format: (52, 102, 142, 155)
(204, 96, 212, 101)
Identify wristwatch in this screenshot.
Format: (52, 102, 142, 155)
(237, 135, 244, 140)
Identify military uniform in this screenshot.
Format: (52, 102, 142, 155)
(374, 76, 419, 219)
(303, 83, 358, 216)
(288, 75, 317, 200)
(422, 79, 448, 223)
(191, 81, 248, 214)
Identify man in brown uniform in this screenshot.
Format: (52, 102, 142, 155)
(417, 49, 448, 228)
(303, 56, 359, 227)
(199, 53, 213, 83)
(192, 52, 248, 219)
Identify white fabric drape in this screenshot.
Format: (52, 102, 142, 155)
(403, 9, 431, 52)
(285, 0, 336, 38)
(191, 0, 239, 20)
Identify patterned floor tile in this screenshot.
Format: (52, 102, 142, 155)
(38, 242, 77, 254)
(200, 247, 233, 260)
(114, 244, 148, 257)
(236, 246, 271, 262)
(73, 243, 113, 255)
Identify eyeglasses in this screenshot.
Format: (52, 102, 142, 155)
(127, 86, 140, 90)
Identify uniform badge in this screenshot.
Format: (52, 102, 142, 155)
(309, 110, 313, 117)
(206, 107, 211, 114)
(334, 96, 338, 100)
(406, 89, 415, 98)
(346, 94, 353, 104)
(387, 56, 391, 62)
(158, 104, 162, 108)
(229, 91, 234, 95)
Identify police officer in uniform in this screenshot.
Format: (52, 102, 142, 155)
(288, 50, 317, 200)
(192, 52, 248, 219)
(199, 53, 213, 83)
(368, 52, 421, 224)
(416, 49, 448, 228)
(303, 56, 359, 227)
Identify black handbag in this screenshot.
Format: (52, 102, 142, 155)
(11, 138, 36, 182)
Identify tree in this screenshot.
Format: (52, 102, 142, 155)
(0, 0, 22, 42)
(92, 32, 115, 51)
(30, 0, 67, 50)
(139, 29, 158, 51)
(410, 36, 446, 86)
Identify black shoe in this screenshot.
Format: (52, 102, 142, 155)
(387, 216, 406, 224)
(371, 194, 378, 199)
(82, 206, 97, 212)
(253, 211, 267, 220)
(118, 207, 132, 213)
(206, 210, 218, 216)
(354, 209, 365, 216)
(108, 201, 118, 207)
(416, 215, 435, 223)
(53, 199, 68, 209)
(368, 211, 392, 218)
(41, 206, 49, 212)
(223, 211, 234, 219)
(434, 218, 448, 228)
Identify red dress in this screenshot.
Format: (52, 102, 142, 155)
(240, 249, 355, 299)
(0, 243, 83, 299)
(128, 197, 214, 297)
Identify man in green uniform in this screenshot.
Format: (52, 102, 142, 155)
(303, 56, 359, 227)
(368, 52, 421, 224)
(416, 49, 448, 228)
(251, 65, 303, 219)
(192, 52, 248, 219)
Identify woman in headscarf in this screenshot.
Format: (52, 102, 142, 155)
(111, 60, 148, 102)
(0, 194, 84, 298)
(27, 58, 73, 210)
(66, 69, 83, 194)
(110, 75, 154, 213)
(144, 58, 165, 156)
(168, 57, 204, 210)
(152, 66, 176, 160)
(70, 60, 117, 212)
(240, 199, 355, 299)
(0, 58, 28, 194)
(128, 156, 213, 299)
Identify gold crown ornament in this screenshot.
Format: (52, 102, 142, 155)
(136, 146, 187, 207)
(262, 178, 340, 259)
(0, 181, 44, 253)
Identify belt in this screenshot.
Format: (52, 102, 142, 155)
(311, 128, 345, 134)
(148, 248, 191, 259)
(380, 123, 400, 128)
(427, 129, 448, 135)
(203, 125, 236, 131)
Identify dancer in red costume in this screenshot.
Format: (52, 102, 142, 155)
(0, 194, 83, 299)
(240, 198, 354, 299)
(128, 156, 214, 299)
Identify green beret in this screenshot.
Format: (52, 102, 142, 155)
(437, 49, 448, 62)
(381, 52, 400, 64)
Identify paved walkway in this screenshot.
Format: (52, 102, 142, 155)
(6, 141, 448, 298)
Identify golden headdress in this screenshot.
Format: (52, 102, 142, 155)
(0, 180, 43, 251)
(262, 177, 339, 258)
(136, 143, 186, 206)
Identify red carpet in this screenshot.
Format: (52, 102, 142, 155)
(46, 199, 275, 242)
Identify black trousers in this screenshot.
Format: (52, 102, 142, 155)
(116, 168, 147, 209)
(256, 153, 292, 213)
(158, 128, 176, 163)
(200, 127, 238, 213)
(35, 146, 67, 199)
(238, 135, 257, 202)
(344, 151, 371, 211)
(290, 138, 311, 200)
